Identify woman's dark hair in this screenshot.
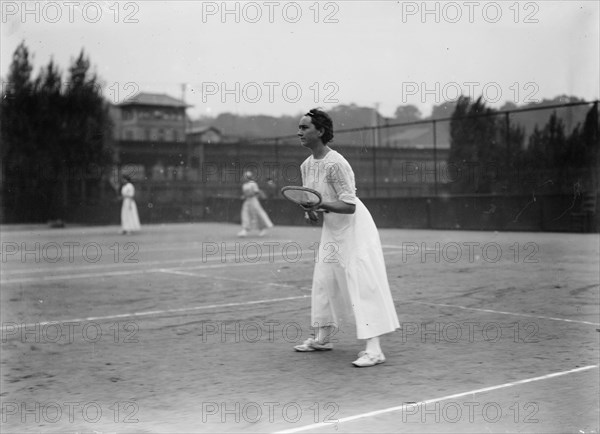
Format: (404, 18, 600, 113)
(305, 108, 334, 144)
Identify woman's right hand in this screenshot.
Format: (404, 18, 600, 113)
(304, 210, 319, 225)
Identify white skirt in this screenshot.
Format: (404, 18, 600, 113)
(311, 199, 400, 339)
(121, 198, 141, 232)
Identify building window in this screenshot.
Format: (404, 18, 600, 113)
(124, 130, 133, 140)
(145, 129, 151, 141)
(122, 109, 133, 120)
(173, 130, 179, 142)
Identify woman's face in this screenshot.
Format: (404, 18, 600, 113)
(297, 116, 323, 148)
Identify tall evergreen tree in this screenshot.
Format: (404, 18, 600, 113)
(579, 103, 599, 187)
(523, 112, 567, 193)
(448, 96, 499, 193)
(33, 59, 65, 217)
(62, 50, 113, 207)
(561, 103, 599, 193)
(1, 42, 38, 221)
(503, 118, 525, 193)
(1, 43, 113, 222)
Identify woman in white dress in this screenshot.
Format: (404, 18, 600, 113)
(237, 171, 274, 237)
(293, 109, 400, 367)
(120, 175, 141, 234)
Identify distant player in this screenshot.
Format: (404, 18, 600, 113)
(120, 175, 141, 235)
(237, 171, 274, 237)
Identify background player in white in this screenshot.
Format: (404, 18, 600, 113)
(237, 171, 274, 237)
(120, 175, 141, 234)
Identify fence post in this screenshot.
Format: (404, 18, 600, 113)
(593, 101, 599, 195)
(505, 111, 510, 191)
(426, 198, 432, 229)
(372, 127, 377, 197)
(433, 120, 438, 196)
(539, 195, 545, 231)
(274, 138, 280, 184)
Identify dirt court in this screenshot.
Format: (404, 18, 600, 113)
(1, 222, 599, 433)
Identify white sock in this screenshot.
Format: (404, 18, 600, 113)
(315, 326, 333, 343)
(365, 336, 382, 354)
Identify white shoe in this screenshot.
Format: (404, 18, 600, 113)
(294, 338, 333, 352)
(237, 229, 248, 237)
(352, 352, 385, 367)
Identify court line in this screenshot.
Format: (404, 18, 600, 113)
(0, 246, 410, 283)
(0, 239, 298, 276)
(275, 364, 600, 433)
(408, 300, 600, 326)
(0, 256, 214, 278)
(1, 242, 407, 278)
(0, 250, 319, 284)
(1, 268, 158, 284)
(4, 248, 597, 327)
(0, 243, 469, 283)
(156, 269, 200, 277)
(157, 269, 301, 288)
(5, 257, 597, 327)
(0, 295, 310, 331)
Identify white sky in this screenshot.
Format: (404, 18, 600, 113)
(1, 1, 599, 119)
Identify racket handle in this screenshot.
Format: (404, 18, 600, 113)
(305, 210, 319, 223)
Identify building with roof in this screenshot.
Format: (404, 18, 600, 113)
(186, 125, 223, 145)
(106, 92, 450, 197)
(111, 92, 190, 142)
(109, 92, 193, 181)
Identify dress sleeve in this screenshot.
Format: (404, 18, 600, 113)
(326, 157, 357, 204)
(243, 181, 259, 196)
(250, 182, 258, 194)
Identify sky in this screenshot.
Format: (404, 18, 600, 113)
(1, 0, 599, 119)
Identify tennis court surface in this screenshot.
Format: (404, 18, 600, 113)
(1, 222, 598, 433)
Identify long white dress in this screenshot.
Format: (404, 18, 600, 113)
(241, 181, 273, 231)
(121, 183, 141, 233)
(301, 150, 400, 339)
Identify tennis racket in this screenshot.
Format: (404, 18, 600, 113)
(280, 186, 327, 223)
(108, 174, 120, 193)
(108, 174, 122, 201)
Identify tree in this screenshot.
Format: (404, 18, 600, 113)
(429, 101, 458, 120)
(1, 43, 113, 223)
(448, 96, 499, 193)
(559, 103, 599, 193)
(579, 103, 599, 180)
(1, 42, 38, 221)
(503, 119, 526, 193)
(393, 105, 422, 123)
(61, 50, 113, 207)
(522, 112, 567, 193)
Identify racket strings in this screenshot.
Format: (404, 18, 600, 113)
(282, 189, 321, 207)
